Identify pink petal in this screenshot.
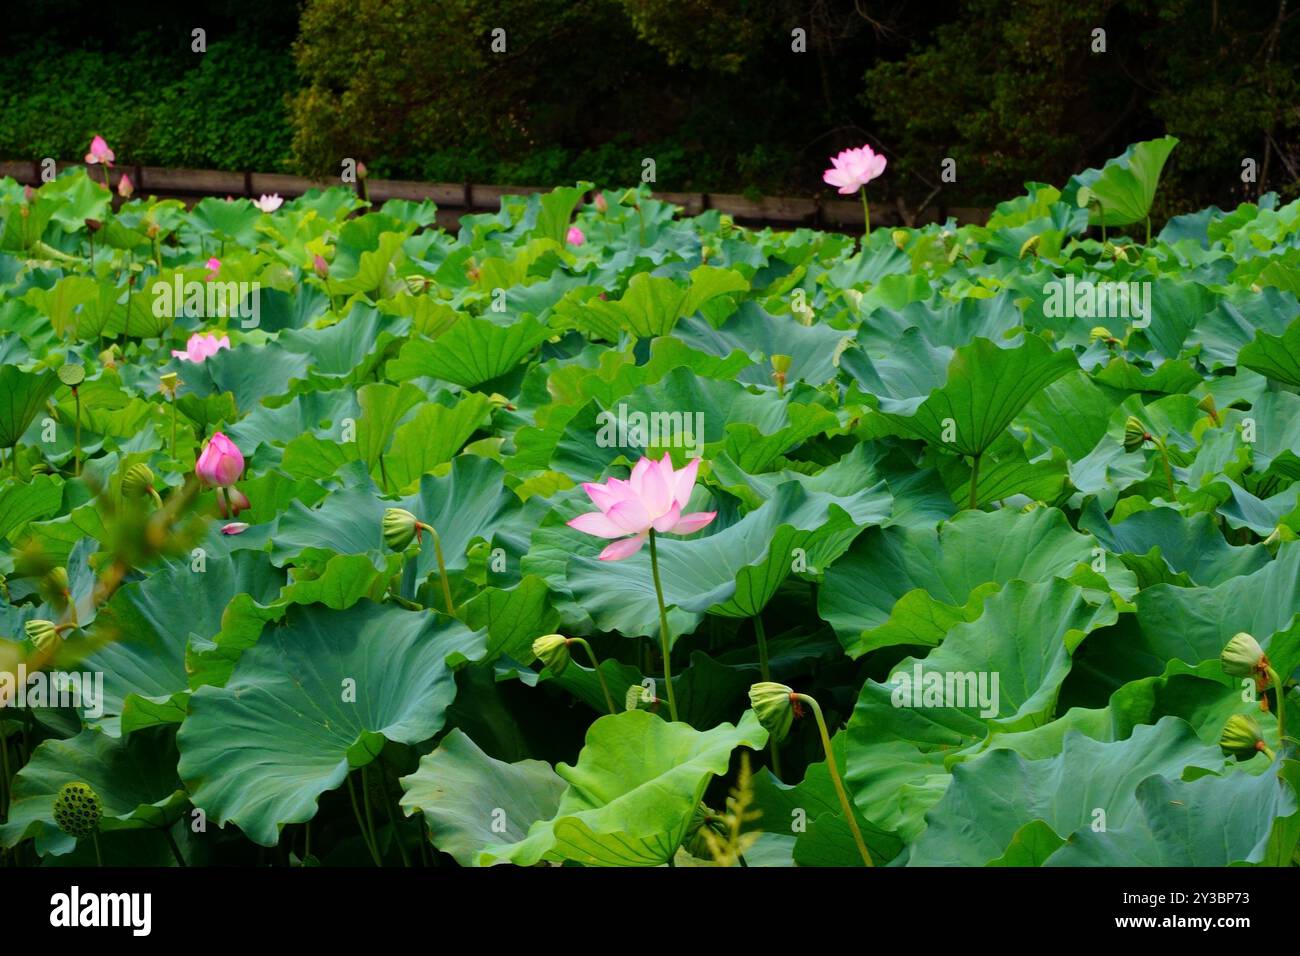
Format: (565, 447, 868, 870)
(651, 502, 682, 533)
(638, 454, 674, 517)
(628, 456, 653, 498)
(567, 511, 629, 539)
(672, 458, 700, 507)
(669, 511, 716, 535)
(220, 522, 249, 535)
(582, 480, 630, 515)
(605, 498, 653, 534)
(598, 536, 646, 561)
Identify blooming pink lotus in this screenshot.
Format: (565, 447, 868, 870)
(84, 136, 115, 166)
(254, 194, 283, 213)
(204, 257, 221, 282)
(568, 454, 716, 561)
(823, 145, 887, 195)
(196, 432, 249, 517)
(567, 225, 585, 246)
(117, 173, 134, 198)
(171, 332, 230, 363)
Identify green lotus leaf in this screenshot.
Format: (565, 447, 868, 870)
(0, 365, 58, 449)
(1063, 136, 1179, 227)
(177, 601, 485, 846)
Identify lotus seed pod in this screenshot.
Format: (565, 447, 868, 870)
(748, 681, 796, 743)
(532, 634, 571, 675)
(1123, 417, 1150, 452)
(52, 782, 103, 839)
(24, 619, 60, 650)
(382, 508, 421, 551)
(122, 463, 156, 500)
(1219, 714, 1269, 761)
(158, 371, 179, 396)
(57, 363, 86, 387)
(1221, 632, 1266, 678)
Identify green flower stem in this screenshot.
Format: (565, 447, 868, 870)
(1154, 438, 1175, 498)
(347, 772, 382, 866)
(377, 765, 411, 868)
(859, 187, 871, 240)
(162, 827, 187, 867)
(647, 529, 679, 722)
(792, 693, 872, 867)
(752, 615, 783, 779)
(169, 400, 177, 463)
(92, 831, 103, 867)
(1268, 666, 1287, 743)
(570, 637, 616, 715)
(968, 452, 982, 511)
(0, 720, 10, 819)
(73, 386, 81, 477)
(1145, 215, 1152, 247)
(418, 523, 456, 616)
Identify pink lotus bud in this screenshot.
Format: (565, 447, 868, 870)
(84, 135, 115, 167)
(196, 432, 244, 488)
(220, 522, 249, 536)
(117, 173, 134, 198)
(218, 486, 251, 518)
(23, 185, 34, 203)
(356, 162, 368, 179)
(205, 257, 221, 282)
(594, 193, 608, 214)
(312, 254, 329, 278)
(567, 226, 585, 246)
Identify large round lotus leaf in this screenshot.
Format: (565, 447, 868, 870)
(477, 710, 767, 866)
(177, 600, 485, 846)
(0, 726, 188, 857)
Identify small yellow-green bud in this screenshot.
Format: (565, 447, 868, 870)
(532, 634, 571, 675)
(24, 619, 60, 650)
(1123, 416, 1151, 453)
(382, 508, 422, 551)
(1219, 714, 1270, 762)
(748, 681, 796, 743)
(122, 463, 156, 499)
(1221, 632, 1266, 679)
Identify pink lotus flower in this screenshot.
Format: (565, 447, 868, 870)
(204, 257, 221, 282)
(312, 254, 329, 278)
(171, 332, 230, 363)
(197, 432, 244, 488)
(254, 194, 283, 213)
(567, 226, 585, 246)
(84, 135, 115, 166)
(823, 145, 887, 195)
(117, 173, 134, 198)
(568, 454, 716, 561)
(220, 522, 249, 535)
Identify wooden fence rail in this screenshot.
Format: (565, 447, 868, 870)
(0, 160, 987, 232)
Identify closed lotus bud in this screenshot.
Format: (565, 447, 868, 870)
(25, 619, 60, 650)
(891, 229, 909, 250)
(1221, 632, 1266, 678)
(1018, 234, 1041, 259)
(771, 354, 793, 375)
(532, 634, 571, 675)
(382, 508, 422, 551)
(718, 214, 734, 237)
(312, 254, 329, 279)
(53, 782, 103, 839)
(594, 192, 608, 214)
(1198, 394, 1219, 424)
(684, 803, 721, 859)
(84, 218, 102, 234)
(122, 463, 156, 499)
(29, 462, 52, 476)
(45, 567, 70, 600)
(1123, 416, 1151, 452)
(748, 681, 796, 743)
(1220, 714, 1271, 761)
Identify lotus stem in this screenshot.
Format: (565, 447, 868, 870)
(1145, 215, 1152, 246)
(1155, 438, 1175, 498)
(417, 522, 455, 616)
(1268, 667, 1287, 743)
(648, 529, 680, 722)
(92, 831, 103, 867)
(860, 187, 870, 240)
(753, 614, 783, 779)
(570, 637, 616, 715)
(162, 827, 187, 867)
(968, 452, 982, 511)
(792, 693, 872, 867)
(347, 772, 382, 866)
(73, 386, 81, 477)
(0, 721, 10, 818)
(377, 765, 411, 868)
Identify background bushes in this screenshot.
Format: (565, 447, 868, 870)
(1, 0, 1295, 214)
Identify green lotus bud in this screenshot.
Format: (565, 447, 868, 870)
(382, 508, 422, 551)
(891, 229, 909, 251)
(25, 619, 60, 650)
(532, 633, 571, 675)
(1198, 393, 1219, 424)
(1123, 416, 1151, 453)
(122, 463, 156, 500)
(1219, 714, 1270, 761)
(748, 681, 796, 743)
(718, 214, 734, 237)
(770, 354, 793, 375)
(684, 803, 721, 859)
(29, 462, 52, 476)
(1221, 632, 1266, 678)
(53, 782, 103, 839)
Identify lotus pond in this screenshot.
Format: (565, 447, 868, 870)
(0, 137, 1299, 868)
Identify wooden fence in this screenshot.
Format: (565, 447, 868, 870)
(0, 160, 987, 232)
